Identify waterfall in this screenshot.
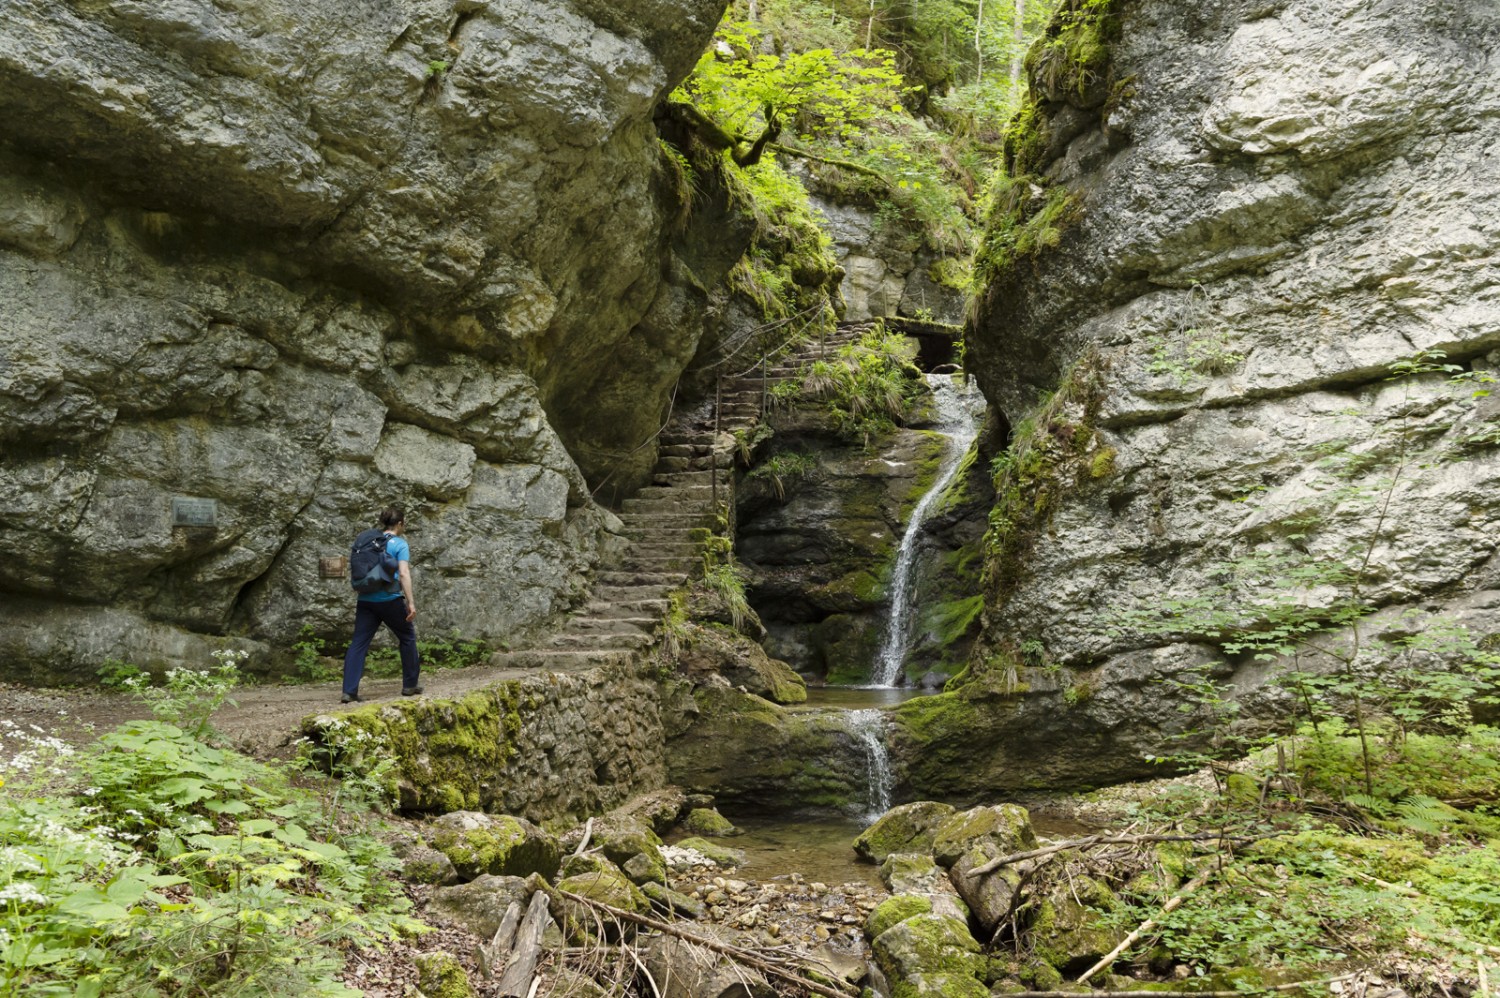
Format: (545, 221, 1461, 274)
(847, 708, 893, 819)
(872, 374, 987, 688)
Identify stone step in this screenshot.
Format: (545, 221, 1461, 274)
(634, 486, 715, 502)
(652, 470, 716, 486)
(620, 497, 715, 515)
(616, 510, 715, 525)
(599, 570, 691, 587)
(549, 631, 654, 652)
(595, 584, 674, 602)
(659, 433, 714, 446)
(653, 456, 722, 473)
(623, 541, 703, 556)
(562, 616, 659, 634)
(659, 443, 713, 457)
(487, 648, 636, 671)
(585, 598, 670, 617)
(618, 521, 713, 537)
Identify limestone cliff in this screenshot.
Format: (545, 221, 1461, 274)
(946, 0, 1500, 787)
(0, 0, 734, 679)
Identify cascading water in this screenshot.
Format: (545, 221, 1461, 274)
(846, 708, 894, 819)
(872, 374, 987, 688)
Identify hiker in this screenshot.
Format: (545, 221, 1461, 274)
(342, 506, 422, 703)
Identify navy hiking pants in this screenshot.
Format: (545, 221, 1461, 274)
(343, 599, 420, 695)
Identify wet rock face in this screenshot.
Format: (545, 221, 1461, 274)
(0, 0, 727, 678)
(960, 0, 1500, 786)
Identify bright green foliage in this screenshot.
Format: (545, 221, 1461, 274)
(746, 450, 820, 500)
(702, 561, 754, 632)
(0, 670, 419, 996)
(364, 630, 489, 679)
(784, 324, 926, 444)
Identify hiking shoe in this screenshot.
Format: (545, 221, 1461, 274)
(340, 692, 362, 704)
(401, 685, 424, 696)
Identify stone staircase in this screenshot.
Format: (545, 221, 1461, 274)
(485, 323, 871, 675)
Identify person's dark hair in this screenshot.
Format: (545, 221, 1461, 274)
(378, 506, 405, 529)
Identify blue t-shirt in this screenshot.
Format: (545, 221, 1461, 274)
(358, 533, 409, 603)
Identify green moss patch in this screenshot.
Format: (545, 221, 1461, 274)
(306, 684, 524, 813)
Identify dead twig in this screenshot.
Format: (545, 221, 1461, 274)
(1075, 870, 1212, 984)
(1010, 974, 1358, 998)
(545, 884, 858, 998)
(969, 830, 1277, 878)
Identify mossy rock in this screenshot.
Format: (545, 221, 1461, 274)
(675, 836, 746, 867)
(853, 801, 957, 863)
(931, 804, 1035, 867)
(867, 893, 933, 939)
(414, 951, 474, 998)
(429, 874, 531, 939)
(879, 853, 951, 897)
(557, 865, 651, 941)
(682, 807, 737, 837)
(591, 815, 667, 886)
(871, 912, 988, 998)
(1030, 874, 1127, 976)
(403, 845, 458, 886)
(428, 812, 561, 881)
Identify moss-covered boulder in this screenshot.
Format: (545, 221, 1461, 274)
(429, 875, 531, 938)
(930, 804, 1035, 867)
(414, 951, 474, 998)
(671, 836, 747, 868)
(428, 812, 561, 881)
(403, 845, 459, 886)
(1030, 874, 1127, 976)
(932, 805, 1036, 935)
(871, 912, 988, 998)
(665, 686, 867, 810)
(588, 815, 668, 886)
(556, 865, 651, 941)
(949, 849, 1024, 936)
(682, 807, 737, 837)
(867, 894, 934, 939)
(674, 622, 807, 704)
(854, 801, 957, 863)
(880, 854, 970, 922)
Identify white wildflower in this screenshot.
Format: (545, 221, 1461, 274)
(0, 883, 48, 906)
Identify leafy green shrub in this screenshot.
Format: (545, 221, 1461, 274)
(364, 631, 488, 678)
(0, 663, 420, 996)
(746, 451, 819, 500)
(785, 325, 925, 445)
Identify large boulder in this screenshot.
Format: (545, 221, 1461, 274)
(429, 875, 531, 939)
(869, 912, 988, 998)
(854, 802, 957, 863)
(428, 812, 560, 881)
(932, 805, 1037, 935)
(1030, 874, 1128, 976)
(931, 805, 1035, 867)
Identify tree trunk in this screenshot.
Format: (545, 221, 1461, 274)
(1010, 0, 1026, 87)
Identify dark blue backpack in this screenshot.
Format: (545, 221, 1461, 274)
(349, 528, 399, 593)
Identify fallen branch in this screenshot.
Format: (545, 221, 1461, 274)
(476, 900, 524, 979)
(1008, 974, 1358, 998)
(498, 891, 551, 997)
(571, 817, 595, 859)
(1075, 870, 1212, 984)
(969, 830, 1275, 878)
(545, 884, 858, 998)
(768, 142, 890, 183)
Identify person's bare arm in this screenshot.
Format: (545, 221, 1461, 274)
(399, 562, 416, 621)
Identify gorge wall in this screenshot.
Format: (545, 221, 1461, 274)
(0, 0, 747, 680)
(937, 0, 1500, 789)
